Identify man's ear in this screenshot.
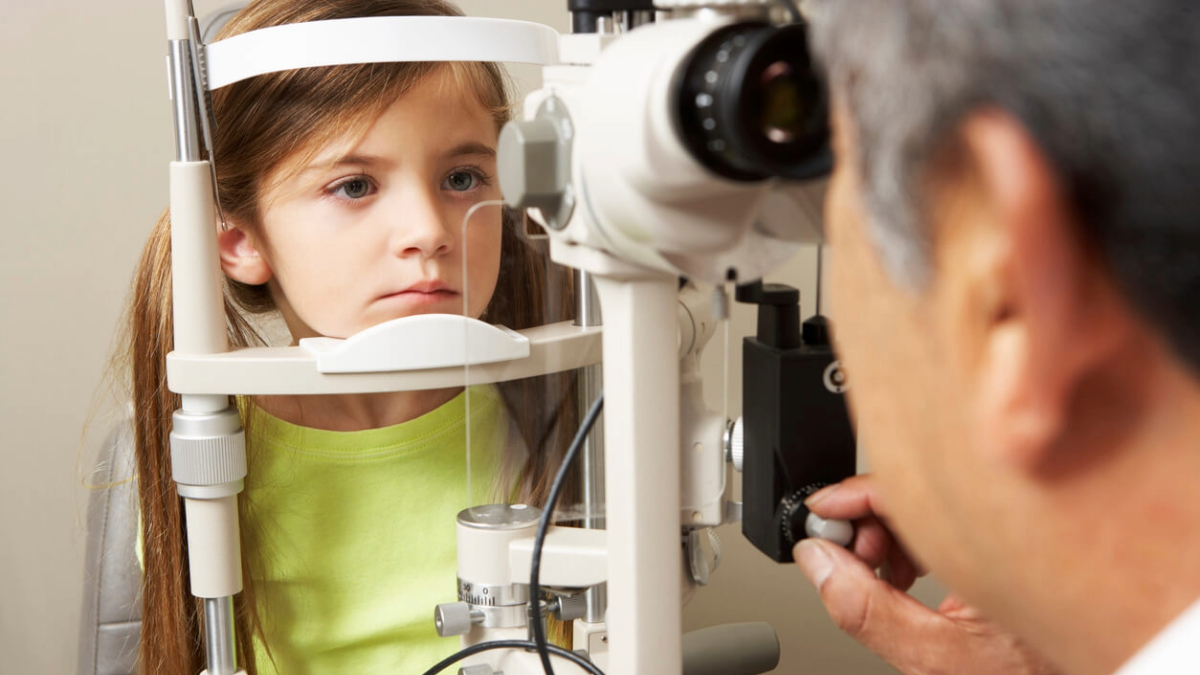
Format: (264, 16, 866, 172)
(218, 222, 273, 286)
(942, 111, 1132, 472)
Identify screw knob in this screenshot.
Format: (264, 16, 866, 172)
(728, 417, 745, 472)
(434, 602, 480, 637)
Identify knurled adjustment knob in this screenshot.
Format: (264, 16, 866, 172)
(727, 417, 745, 472)
(780, 484, 855, 549)
(553, 593, 588, 622)
(779, 491, 808, 549)
(434, 602, 482, 637)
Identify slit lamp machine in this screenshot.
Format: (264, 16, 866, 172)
(160, 0, 858, 673)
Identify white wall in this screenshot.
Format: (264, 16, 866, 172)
(1, 2, 175, 673)
(0, 1, 940, 673)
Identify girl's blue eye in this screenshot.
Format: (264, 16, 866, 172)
(334, 178, 372, 200)
(444, 170, 478, 192)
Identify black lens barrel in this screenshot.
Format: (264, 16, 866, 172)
(673, 22, 832, 182)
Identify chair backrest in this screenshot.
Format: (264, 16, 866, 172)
(77, 422, 142, 675)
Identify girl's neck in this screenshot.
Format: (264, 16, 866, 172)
(253, 387, 463, 431)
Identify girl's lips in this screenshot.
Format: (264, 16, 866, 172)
(400, 280, 454, 294)
(377, 289, 460, 307)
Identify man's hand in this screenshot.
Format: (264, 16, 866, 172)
(795, 475, 1058, 675)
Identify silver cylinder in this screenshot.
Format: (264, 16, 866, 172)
(574, 270, 607, 623)
(574, 269, 602, 328)
(616, 9, 655, 32)
(204, 596, 237, 675)
(168, 40, 202, 162)
(630, 10, 655, 28)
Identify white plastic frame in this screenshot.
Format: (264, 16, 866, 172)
(167, 13, 576, 397)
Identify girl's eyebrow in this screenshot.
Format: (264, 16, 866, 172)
(302, 153, 394, 175)
(303, 143, 494, 175)
(445, 142, 496, 159)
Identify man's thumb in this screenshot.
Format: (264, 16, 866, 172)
(795, 538, 943, 663)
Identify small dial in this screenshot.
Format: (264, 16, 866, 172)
(779, 482, 829, 548)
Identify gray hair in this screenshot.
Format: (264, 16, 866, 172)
(805, 0, 1200, 365)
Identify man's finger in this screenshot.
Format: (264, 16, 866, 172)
(849, 516, 895, 570)
(795, 538, 960, 675)
(882, 539, 921, 591)
(806, 475, 891, 522)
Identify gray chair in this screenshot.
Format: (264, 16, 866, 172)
(77, 423, 141, 675)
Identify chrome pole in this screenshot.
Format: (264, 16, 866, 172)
(168, 40, 201, 162)
(574, 269, 607, 623)
(204, 596, 237, 675)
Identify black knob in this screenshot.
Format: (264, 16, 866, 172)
(736, 281, 801, 349)
(779, 483, 830, 548)
(802, 314, 832, 346)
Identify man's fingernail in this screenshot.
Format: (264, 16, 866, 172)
(805, 484, 839, 507)
(795, 540, 835, 589)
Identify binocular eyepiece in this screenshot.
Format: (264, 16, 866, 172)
(674, 21, 832, 183)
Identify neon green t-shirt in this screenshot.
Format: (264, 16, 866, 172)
(241, 386, 509, 674)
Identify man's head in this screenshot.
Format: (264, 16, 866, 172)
(807, 0, 1200, 670)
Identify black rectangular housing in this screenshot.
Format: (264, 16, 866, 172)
(741, 334, 856, 563)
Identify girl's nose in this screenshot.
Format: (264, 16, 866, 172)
(387, 187, 454, 259)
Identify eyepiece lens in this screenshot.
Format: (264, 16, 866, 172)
(759, 61, 805, 144)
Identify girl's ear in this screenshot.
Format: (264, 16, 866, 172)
(218, 222, 273, 285)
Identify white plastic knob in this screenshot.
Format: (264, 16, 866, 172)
(805, 513, 854, 547)
(729, 417, 745, 472)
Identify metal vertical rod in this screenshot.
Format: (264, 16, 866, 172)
(575, 269, 602, 329)
(167, 6, 243, 675)
(168, 40, 201, 162)
(619, 9, 653, 30)
(574, 269, 607, 623)
(615, 10, 631, 32)
(204, 596, 237, 675)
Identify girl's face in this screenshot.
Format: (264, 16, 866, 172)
(220, 73, 504, 340)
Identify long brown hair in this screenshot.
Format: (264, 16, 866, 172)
(125, 1, 577, 672)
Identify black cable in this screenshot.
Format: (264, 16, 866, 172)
(778, 0, 803, 23)
(531, 392, 606, 675)
(417, 639, 604, 675)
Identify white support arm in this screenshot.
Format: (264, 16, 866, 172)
(508, 527, 608, 587)
(167, 321, 601, 395)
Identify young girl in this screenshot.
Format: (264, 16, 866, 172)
(124, 1, 577, 672)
